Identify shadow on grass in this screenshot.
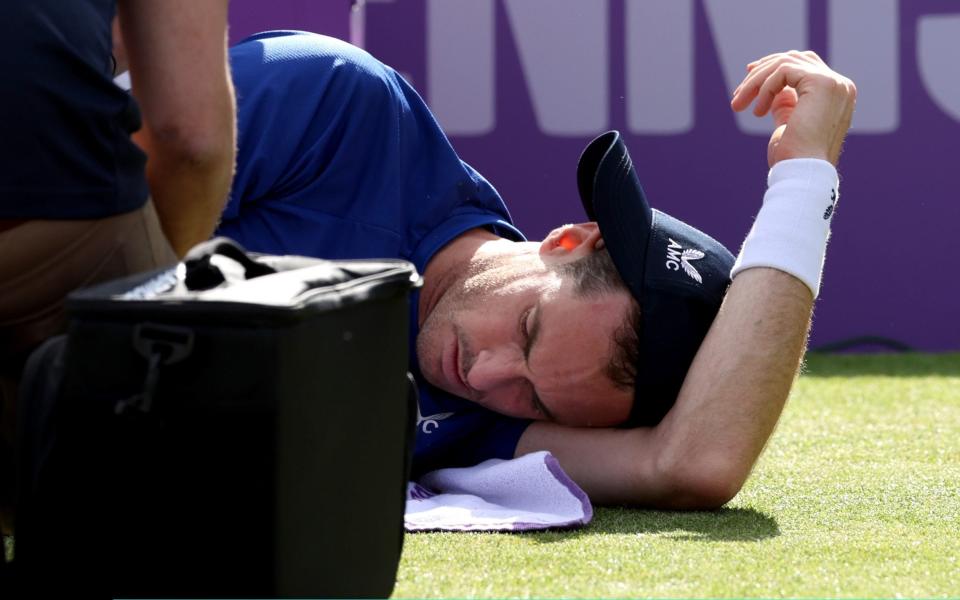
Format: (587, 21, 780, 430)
(803, 352, 960, 378)
(530, 507, 779, 544)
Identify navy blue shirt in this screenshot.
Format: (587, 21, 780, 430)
(0, 0, 148, 219)
(219, 31, 532, 474)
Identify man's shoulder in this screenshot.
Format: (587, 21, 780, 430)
(230, 30, 395, 93)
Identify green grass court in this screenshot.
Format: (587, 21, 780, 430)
(3, 353, 957, 596)
(394, 353, 960, 598)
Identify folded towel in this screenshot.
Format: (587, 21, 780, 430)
(404, 451, 592, 532)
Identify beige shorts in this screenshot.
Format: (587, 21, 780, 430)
(0, 201, 176, 448)
(0, 201, 176, 363)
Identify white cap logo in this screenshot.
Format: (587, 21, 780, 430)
(665, 239, 704, 283)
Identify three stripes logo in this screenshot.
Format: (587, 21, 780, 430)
(824, 188, 837, 220)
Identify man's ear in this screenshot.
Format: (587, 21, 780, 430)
(539, 222, 604, 259)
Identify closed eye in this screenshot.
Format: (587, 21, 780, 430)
(522, 302, 541, 362)
(519, 306, 533, 339)
(519, 303, 553, 420)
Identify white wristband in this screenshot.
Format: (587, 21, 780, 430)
(731, 159, 839, 298)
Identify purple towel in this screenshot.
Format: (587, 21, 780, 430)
(405, 451, 593, 532)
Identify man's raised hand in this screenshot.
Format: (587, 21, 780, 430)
(731, 51, 856, 167)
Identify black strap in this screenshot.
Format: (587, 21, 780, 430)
(183, 237, 276, 291)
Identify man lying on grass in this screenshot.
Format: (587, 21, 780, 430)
(119, 32, 857, 508)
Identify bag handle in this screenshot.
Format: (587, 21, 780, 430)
(183, 237, 276, 291)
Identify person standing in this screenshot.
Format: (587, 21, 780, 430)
(0, 0, 236, 554)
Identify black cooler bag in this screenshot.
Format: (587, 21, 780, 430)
(15, 239, 421, 598)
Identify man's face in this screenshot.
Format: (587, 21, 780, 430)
(416, 246, 634, 426)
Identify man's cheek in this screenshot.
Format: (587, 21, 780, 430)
(414, 328, 436, 379)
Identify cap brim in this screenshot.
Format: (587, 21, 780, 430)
(577, 131, 653, 301)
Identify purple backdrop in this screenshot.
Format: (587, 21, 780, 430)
(230, 1, 960, 351)
(228, 0, 350, 45)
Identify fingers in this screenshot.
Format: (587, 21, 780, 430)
(731, 51, 826, 115)
(733, 55, 788, 111)
(746, 49, 823, 72)
(753, 63, 809, 116)
(732, 59, 786, 113)
(769, 87, 798, 127)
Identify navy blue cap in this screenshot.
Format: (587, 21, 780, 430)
(577, 131, 735, 427)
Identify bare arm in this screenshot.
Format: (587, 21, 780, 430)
(117, 0, 236, 257)
(517, 51, 856, 508)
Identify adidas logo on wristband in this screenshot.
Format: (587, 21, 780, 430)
(732, 158, 839, 299)
(823, 188, 837, 220)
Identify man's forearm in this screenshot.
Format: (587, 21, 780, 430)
(133, 116, 236, 257)
(649, 267, 812, 507)
(119, 0, 236, 257)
